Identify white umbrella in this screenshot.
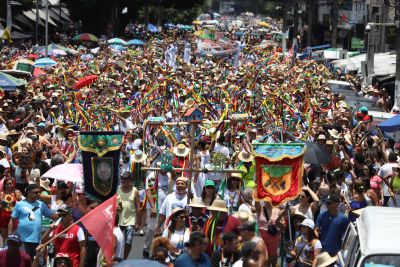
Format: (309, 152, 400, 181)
(41, 163, 83, 183)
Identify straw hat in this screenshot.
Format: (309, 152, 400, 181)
(315, 252, 338, 267)
(327, 129, 341, 139)
(238, 151, 254, 162)
(230, 172, 243, 179)
(207, 199, 229, 213)
(173, 143, 190, 157)
(40, 178, 51, 191)
(131, 150, 147, 163)
(232, 211, 255, 223)
(188, 198, 207, 208)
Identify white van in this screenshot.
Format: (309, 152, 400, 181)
(338, 207, 400, 267)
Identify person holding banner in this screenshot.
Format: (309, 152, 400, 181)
(41, 206, 86, 267)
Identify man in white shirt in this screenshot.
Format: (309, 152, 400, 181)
(378, 152, 398, 206)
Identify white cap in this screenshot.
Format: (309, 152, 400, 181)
(301, 218, 315, 230)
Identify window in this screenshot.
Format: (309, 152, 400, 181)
(362, 255, 400, 266)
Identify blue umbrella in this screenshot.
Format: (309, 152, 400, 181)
(378, 114, 400, 132)
(0, 71, 27, 91)
(148, 24, 158, 33)
(109, 44, 127, 51)
(34, 58, 57, 68)
(127, 39, 145, 46)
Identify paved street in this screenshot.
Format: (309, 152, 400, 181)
(128, 230, 147, 259)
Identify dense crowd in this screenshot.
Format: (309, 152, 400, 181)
(0, 27, 398, 267)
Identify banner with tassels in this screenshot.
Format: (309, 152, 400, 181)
(253, 143, 306, 206)
(78, 131, 124, 202)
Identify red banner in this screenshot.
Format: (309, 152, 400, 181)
(253, 144, 305, 206)
(80, 195, 117, 264)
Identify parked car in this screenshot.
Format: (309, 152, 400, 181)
(338, 206, 400, 267)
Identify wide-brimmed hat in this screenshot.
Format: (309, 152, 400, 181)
(230, 172, 243, 179)
(40, 178, 51, 191)
(131, 150, 147, 163)
(207, 199, 228, 213)
(173, 143, 190, 157)
(188, 198, 207, 208)
(8, 129, 20, 136)
(315, 252, 338, 267)
(238, 151, 254, 162)
(233, 211, 255, 223)
(327, 129, 341, 139)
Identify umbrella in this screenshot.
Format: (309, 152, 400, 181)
(107, 38, 127, 45)
(109, 44, 127, 51)
(127, 39, 145, 46)
(34, 58, 57, 68)
(72, 33, 99, 42)
(33, 67, 46, 77)
(80, 54, 94, 61)
(73, 74, 98, 90)
(0, 71, 27, 91)
(39, 49, 67, 56)
(304, 141, 331, 165)
(115, 259, 166, 267)
(41, 163, 83, 183)
(378, 114, 400, 132)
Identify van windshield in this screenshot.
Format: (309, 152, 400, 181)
(363, 255, 400, 266)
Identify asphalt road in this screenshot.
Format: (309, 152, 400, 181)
(128, 229, 147, 259)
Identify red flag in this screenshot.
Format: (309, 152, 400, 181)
(80, 195, 117, 264)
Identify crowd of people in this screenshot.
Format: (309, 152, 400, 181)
(0, 24, 398, 267)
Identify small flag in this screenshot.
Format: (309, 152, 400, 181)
(80, 195, 117, 264)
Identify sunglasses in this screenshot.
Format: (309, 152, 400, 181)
(56, 259, 70, 265)
(205, 186, 214, 189)
(121, 178, 131, 181)
(58, 213, 69, 217)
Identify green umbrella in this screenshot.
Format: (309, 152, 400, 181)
(0, 71, 27, 91)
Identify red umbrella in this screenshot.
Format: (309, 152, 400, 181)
(33, 67, 46, 77)
(72, 75, 98, 90)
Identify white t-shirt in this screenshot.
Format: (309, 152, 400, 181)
(162, 228, 190, 250)
(214, 143, 230, 160)
(159, 192, 187, 219)
(378, 163, 397, 197)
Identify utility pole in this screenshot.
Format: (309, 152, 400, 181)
(394, 0, 400, 108)
(45, 0, 49, 56)
(157, 0, 162, 28)
(307, 0, 314, 47)
(35, 0, 39, 44)
(292, 0, 299, 47)
(366, 23, 375, 82)
(331, 0, 338, 47)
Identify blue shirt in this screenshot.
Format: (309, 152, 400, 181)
(174, 252, 212, 267)
(11, 199, 54, 243)
(316, 211, 349, 255)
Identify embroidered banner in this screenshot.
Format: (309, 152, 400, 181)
(253, 143, 306, 206)
(78, 131, 124, 201)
